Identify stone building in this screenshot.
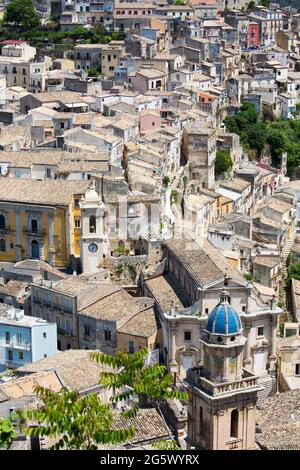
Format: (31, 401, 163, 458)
(0, 178, 90, 268)
(186, 290, 261, 450)
(182, 121, 216, 189)
(142, 238, 280, 399)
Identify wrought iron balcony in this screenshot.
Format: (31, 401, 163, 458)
(0, 225, 15, 235)
(22, 226, 46, 237)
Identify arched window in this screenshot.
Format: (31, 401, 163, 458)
(0, 239, 6, 252)
(0, 215, 5, 229)
(89, 215, 96, 233)
(230, 409, 239, 438)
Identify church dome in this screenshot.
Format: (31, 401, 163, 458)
(206, 290, 241, 335)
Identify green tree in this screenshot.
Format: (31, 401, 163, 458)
(163, 175, 170, 187)
(215, 150, 233, 176)
(3, 0, 40, 30)
(247, 123, 267, 157)
(246, 0, 256, 12)
(260, 0, 270, 6)
(266, 128, 287, 166)
(20, 348, 187, 450)
(0, 417, 17, 449)
(288, 262, 300, 281)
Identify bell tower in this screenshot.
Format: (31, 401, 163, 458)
(187, 290, 262, 450)
(79, 183, 105, 274)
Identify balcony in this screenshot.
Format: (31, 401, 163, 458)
(0, 340, 31, 351)
(185, 367, 258, 396)
(22, 226, 46, 237)
(0, 225, 15, 235)
(57, 327, 72, 337)
(1, 359, 27, 369)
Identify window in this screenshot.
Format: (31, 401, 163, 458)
(75, 218, 81, 229)
(45, 168, 52, 178)
(31, 219, 38, 232)
(0, 239, 6, 252)
(205, 308, 209, 314)
(295, 364, 300, 376)
(8, 350, 13, 361)
(89, 215, 96, 233)
(43, 332, 47, 338)
(230, 409, 239, 438)
(16, 333, 22, 345)
(184, 331, 191, 341)
(56, 316, 60, 328)
(19, 352, 24, 360)
(64, 298, 73, 313)
(0, 215, 5, 229)
(74, 199, 80, 207)
(104, 330, 111, 341)
(66, 319, 71, 332)
(199, 406, 203, 436)
(5, 332, 10, 345)
(84, 325, 90, 336)
(128, 340, 134, 354)
(257, 326, 264, 337)
(44, 354, 47, 358)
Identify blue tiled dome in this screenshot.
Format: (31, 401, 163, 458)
(206, 293, 241, 335)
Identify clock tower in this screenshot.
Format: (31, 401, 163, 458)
(79, 184, 105, 274)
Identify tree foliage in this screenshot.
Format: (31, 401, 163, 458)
(18, 348, 187, 449)
(91, 348, 187, 407)
(288, 262, 300, 281)
(224, 102, 300, 175)
(260, 0, 270, 6)
(22, 387, 135, 450)
(3, 0, 40, 30)
(0, 417, 17, 449)
(215, 150, 233, 176)
(246, 1, 256, 12)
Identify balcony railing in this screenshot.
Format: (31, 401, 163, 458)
(0, 340, 31, 351)
(1, 359, 27, 369)
(0, 225, 15, 235)
(186, 367, 258, 396)
(23, 227, 46, 237)
(57, 327, 72, 336)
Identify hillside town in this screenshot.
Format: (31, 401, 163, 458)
(0, 0, 300, 452)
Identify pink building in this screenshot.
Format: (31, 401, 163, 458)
(140, 111, 161, 134)
(115, 5, 154, 16)
(248, 23, 260, 48)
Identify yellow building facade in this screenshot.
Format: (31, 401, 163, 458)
(0, 179, 90, 268)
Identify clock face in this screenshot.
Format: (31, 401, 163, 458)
(88, 243, 98, 253)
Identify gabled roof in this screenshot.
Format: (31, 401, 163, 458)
(163, 239, 245, 288)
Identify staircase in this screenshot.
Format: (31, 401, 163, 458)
(257, 375, 277, 403)
(281, 236, 294, 277)
(280, 235, 295, 319)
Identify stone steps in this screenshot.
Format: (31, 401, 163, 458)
(257, 375, 277, 403)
